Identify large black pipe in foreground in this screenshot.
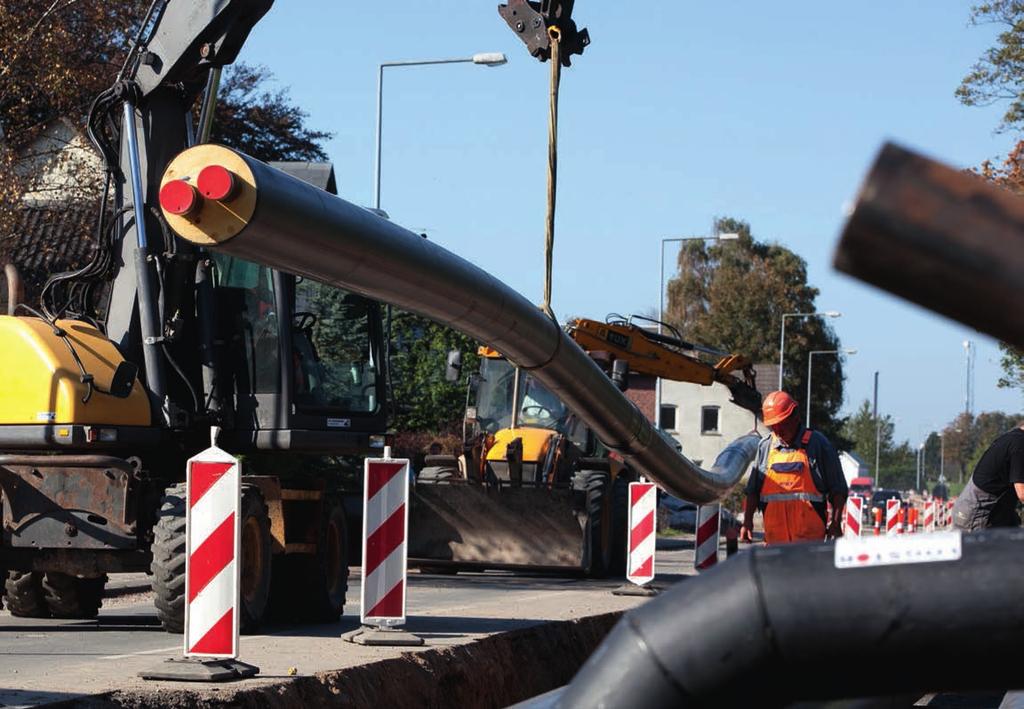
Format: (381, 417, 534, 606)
(551, 529, 1024, 707)
(158, 144, 759, 503)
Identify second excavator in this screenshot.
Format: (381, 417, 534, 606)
(407, 315, 762, 576)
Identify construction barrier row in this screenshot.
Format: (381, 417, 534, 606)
(856, 497, 955, 537)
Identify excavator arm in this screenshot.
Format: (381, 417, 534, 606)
(566, 317, 763, 416)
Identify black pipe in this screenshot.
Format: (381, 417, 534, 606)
(554, 529, 1024, 707)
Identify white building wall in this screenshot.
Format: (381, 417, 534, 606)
(660, 379, 767, 469)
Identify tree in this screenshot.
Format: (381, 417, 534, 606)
(956, 1, 1024, 133)
(389, 310, 480, 433)
(665, 216, 847, 444)
(210, 64, 330, 163)
(0, 3, 332, 251)
(841, 399, 917, 489)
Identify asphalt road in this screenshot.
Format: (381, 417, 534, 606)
(0, 538, 698, 707)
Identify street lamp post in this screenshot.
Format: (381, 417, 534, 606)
(655, 232, 740, 428)
(939, 432, 945, 482)
(373, 52, 507, 212)
(916, 441, 925, 491)
(805, 349, 857, 428)
(778, 311, 842, 389)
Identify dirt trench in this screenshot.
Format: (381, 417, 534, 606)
(79, 612, 623, 709)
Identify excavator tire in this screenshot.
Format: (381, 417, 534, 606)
(43, 573, 106, 618)
(5, 571, 48, 618)
(238, 484, 272, 632)
(151, 483, 187, 632)
(270, 498, 349, 623)
(579, 470, 611, 578)
(608, 474, 631, 577)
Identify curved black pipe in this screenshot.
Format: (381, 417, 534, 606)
(556, 529, 1024, 707)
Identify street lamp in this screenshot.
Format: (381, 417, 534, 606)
(655, 232, 740, 428)
(805, 349, 857, 428)
(916, 441, 925, 492)
(373, 52, 508, 212)
(778, 311, 841, 389)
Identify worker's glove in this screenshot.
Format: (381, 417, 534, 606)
(738, 524, 754, 543)
(826, 519, 843, 540)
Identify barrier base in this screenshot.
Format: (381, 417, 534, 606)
(343, 626, 425, 647)
(611, 583, 659, 597)
(138, 658, 260, 682)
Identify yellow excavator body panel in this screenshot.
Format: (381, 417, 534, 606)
(0, 316, 151, 425)
(485, 427, 555, 463)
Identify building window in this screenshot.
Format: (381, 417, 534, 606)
(700, 406, 720, 434)
(659, 405, 677, 431)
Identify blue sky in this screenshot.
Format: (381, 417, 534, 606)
(236, 2, 1023, 444)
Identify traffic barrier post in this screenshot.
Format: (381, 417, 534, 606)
(873, 506, 882, 535)
(695, 504, 720, 572)
(346, 448, 423, 646)
(844, 496, 862, 538)
(886, 499, 900, 535)
(908, 507, 918, 534)
(140, 427, 259, 681)
(613, 481, 658, 596)
(924, 500, 936, 532)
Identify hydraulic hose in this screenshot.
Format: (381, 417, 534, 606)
(158, 144, 759, 502)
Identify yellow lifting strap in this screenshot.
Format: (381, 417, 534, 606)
(542, 26, 562, 323)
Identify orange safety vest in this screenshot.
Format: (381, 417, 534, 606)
(761, 430, 826, 545)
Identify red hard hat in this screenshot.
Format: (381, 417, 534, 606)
(762, 390, 798, 426)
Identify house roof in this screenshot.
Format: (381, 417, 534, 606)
(2, 203, 97, 306)
(268, 161, 337, 195)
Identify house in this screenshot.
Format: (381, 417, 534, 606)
(839, 450, 869, 486)
(655, 363, 777, 467)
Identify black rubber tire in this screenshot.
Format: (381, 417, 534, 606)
(150, 482, 187, 633)
(579, 470, 611, 578)
(5, 571, 49, 618)
(608, 474, 631, 578)
(269, 498, 349, 623)
(238, 484, 272, 633)
(42, 573, 106, 619)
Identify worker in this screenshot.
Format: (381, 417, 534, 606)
(951, 422, 1024, 531)
(739, 390, 848, 545)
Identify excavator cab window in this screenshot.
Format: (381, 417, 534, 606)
(517, 375, 568, 431)
(475, 357, 516, 432)
(212, 253, 280, 395)
(291, 276, 379, 413)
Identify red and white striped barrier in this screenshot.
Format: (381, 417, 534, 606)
(886, 499, 900, 536)
(361, 454, 411, 626)
(184, 443, 241, 658)
(695, 504, 720, 571)
(844, 496, 862, 538)
(923, 501, 935, 532)
(946, 501, 954, 528)
(627, 482, 656, 585)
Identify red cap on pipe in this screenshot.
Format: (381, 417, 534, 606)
(159, 180, 200, 216)
(197, 164, 238, 201)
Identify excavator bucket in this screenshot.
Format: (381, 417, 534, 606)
(408, 481, 587, 572)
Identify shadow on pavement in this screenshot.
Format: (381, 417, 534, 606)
(0, 614, 163, 632)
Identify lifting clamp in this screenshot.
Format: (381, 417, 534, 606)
(498, 0, 590, 66)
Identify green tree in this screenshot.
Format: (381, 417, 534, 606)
(389, 310, 480, 433)
(665, 216, 847, 443)
(998, 342, 1024, 392)
(840, 399, 918, 489)
(956, 1, 1024, 133)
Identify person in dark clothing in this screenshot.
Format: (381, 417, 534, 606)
(951, 423, 1024, 531)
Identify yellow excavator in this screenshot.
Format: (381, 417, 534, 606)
(407, 315, 761, 577)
